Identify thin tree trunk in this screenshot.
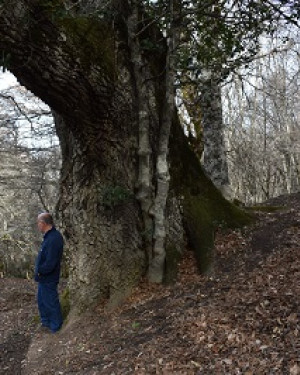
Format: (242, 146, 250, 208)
(127, 1, 153, 267)
(148, 0, 179, 283)
(200, 73, 231, 199)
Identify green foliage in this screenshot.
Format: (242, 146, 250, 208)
(101, 185, 133, 208)
(146, 0, 299, 82)
(131, 321, 141, 330)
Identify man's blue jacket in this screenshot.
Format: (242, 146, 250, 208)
(34, 227, 64, 283)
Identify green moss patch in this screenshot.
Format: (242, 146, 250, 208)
(27, 3, 116, 79)
(245, 205, 284, 213)
(170, 118, 252, 274)
(59, 16, 115, 78)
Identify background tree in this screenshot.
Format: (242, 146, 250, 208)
(0, 80, 60, 276)
(224, 29, 300, 204)
(170, 0, 299, 198)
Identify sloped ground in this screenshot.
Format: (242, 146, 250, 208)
(1, 194, 300, 374)
(0, 278, 36, 374)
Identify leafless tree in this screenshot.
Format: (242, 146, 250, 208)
(0, 78, 61, 277)
(224, 29, 300, 204)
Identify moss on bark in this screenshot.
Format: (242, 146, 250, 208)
(164, 245, 182, 284)
(170, 118, 253, 273)
(58, 16, 115, 78)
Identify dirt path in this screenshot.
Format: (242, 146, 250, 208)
(1, 194, 300, 374)
(0, 279, 36, 375)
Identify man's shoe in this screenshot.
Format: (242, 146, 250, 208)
(51, 325, 62, 334)
(36, 324, 51, 333)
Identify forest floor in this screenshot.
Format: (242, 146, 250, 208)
(0, 193, 300, 375)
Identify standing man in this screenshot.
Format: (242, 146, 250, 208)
(35, 212, 64, 333)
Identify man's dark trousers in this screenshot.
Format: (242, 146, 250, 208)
(38, 282, 63, 333)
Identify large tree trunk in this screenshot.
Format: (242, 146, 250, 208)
(54, 111, 147, 310)
(0, 1, 249, 311)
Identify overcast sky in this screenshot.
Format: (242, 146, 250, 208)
(0, 70, 58, 148)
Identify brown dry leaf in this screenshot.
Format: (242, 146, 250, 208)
(290, 364, 300, 375)
(2, 194, 300, 374)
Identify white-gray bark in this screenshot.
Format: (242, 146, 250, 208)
(200, 71, 231, 200)
(127, 1, 153, 265)
(148, 0, 178, 283)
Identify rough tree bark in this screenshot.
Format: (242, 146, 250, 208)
(127, 1, 154, 277)
(200, 72, 232, 200)
(148, 0, 179, 283)
(0, 0, 249, 311)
